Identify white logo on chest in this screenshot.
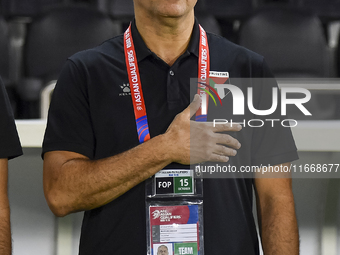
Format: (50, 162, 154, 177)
(119, 83, 131, 96)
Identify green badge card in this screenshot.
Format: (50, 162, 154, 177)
(174, 243, 198, 255)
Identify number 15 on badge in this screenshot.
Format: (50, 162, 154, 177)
(154, 170, 194, 196)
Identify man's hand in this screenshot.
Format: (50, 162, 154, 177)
(165, 94, 242, 165)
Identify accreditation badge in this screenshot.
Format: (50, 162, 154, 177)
(131, 21, 209, 255)
(146, 169, 204, 255)
(146, 202, 204, 255)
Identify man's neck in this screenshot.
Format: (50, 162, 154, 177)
(135, 12, 195, 66)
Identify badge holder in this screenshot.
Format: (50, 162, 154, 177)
(146, 169, 204, 255)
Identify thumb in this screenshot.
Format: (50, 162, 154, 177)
(188, 94, 202, 118)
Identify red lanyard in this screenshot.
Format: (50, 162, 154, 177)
(124, 23, 210, 143)
(124, 25, 150, 143)
(195, 25, 210, 122)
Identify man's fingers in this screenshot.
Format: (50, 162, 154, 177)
(208, 154, 229, 163)
(212, 123, 242, 133)
(206, 144, 238, 163)
(213, 144, 238, 157)
(215, 133, 241, 150)
(189, 94, 202, 118)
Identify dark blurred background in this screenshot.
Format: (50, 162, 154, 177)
(1, 0, 340, 119)
(2, 2, 340, 255)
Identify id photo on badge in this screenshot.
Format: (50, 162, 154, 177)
(153, 243, 172, 255)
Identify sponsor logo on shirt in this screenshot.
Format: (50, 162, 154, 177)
(119, 83, 131, 96)
(210, 71, 229, 77)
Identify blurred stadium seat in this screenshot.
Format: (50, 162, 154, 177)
(18, 5, 120, 118)
(107, 0, 134, 31)
(239, 7, 337, 120)
(240, 7, 332, 78)
(205, 0, 254, 20)
(109, 0, 134, 21)
(297, 0, 340, 21)
(0, 0, 63, 18)
(196, 13, 222, 36)
(194, 0, 221, 36)
(196, 0, 254, 41)
(0, 15, 19, 114)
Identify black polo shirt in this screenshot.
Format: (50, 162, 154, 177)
(43, 20, 298, 254)
(0, 77, 22, 159)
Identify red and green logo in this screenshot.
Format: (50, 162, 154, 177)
(198, 76, 229, 106)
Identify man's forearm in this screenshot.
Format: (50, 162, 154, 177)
(259, 195, 299, 255)
(0, 159, 11, 255)
(44, 134, 173, 216)
(0, 207, 11, 255)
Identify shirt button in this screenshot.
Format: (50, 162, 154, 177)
(169, 70, 175, 76)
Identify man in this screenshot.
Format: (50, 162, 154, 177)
(43, 0, 299, 254)
(157, 245, 168, 255)
(0, 77, 22, 255)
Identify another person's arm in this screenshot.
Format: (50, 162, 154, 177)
(254, 163, 299, 255)
(43, 96, 242, 216)
(0, 159, 11, 255)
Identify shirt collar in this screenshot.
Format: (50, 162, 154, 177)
(130, 18, 200, 63)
